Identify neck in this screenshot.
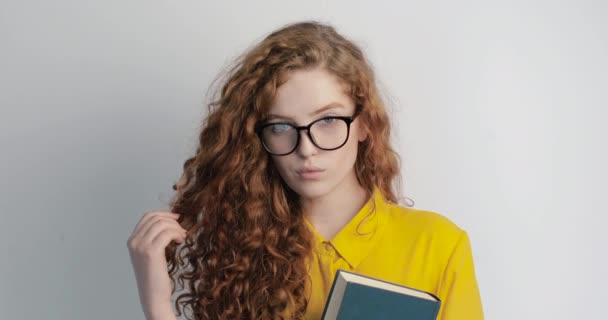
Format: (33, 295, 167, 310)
(301, 173, 370, 240)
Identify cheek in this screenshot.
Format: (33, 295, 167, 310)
(270, 156, 293, 180)
(346, 137, 360, 160)
(348, 125, 363, 151)
(330, 135, 359, 168)
(270, 156, 287, 171)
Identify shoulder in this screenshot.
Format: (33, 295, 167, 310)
(384, 202, 464, 235)
(380, 202, 467, 253)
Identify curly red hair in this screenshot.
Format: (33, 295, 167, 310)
(165, 20, 405, 319)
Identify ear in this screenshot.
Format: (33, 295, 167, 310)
(357, 129, 368, 142)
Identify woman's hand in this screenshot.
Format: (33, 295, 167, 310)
(127, 211, 187, 320)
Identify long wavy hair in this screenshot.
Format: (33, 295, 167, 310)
(165, 20, 405, 319)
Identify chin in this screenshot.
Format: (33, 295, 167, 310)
(287, 179, 332, 199)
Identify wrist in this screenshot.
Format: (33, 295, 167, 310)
(146, 304, 176, 320)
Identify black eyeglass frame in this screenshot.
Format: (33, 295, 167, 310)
(254, 106, 363, 156)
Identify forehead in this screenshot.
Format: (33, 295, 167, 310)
(267, 68, 354, 120)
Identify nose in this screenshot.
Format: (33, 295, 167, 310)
(296, 129, 318, 157)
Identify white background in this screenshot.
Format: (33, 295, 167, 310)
(1, 0, 606, 319)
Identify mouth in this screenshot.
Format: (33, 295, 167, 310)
(296, 167, 325, 174)
(296, 167, 325, 180)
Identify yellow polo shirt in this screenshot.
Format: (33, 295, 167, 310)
(302, 186, 484, 319)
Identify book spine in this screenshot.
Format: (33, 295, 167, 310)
(320, 268, 346, 320)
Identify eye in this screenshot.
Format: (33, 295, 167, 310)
(319, 117, 337, 125)
(270, 123, 292, 133)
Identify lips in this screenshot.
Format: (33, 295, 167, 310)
(296, 166, 325, 180)
(296, 166, 325, 173)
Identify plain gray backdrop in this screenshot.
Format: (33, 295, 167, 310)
(1, 0, 606, 319)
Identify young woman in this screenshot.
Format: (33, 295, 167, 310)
(127, 21, 484, 320)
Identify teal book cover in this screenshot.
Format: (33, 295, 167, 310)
(321, 269, 441, 320)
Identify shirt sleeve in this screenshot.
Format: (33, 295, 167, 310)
(436, 230, 484, 319)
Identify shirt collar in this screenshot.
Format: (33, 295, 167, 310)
(305, 185, 389, 269)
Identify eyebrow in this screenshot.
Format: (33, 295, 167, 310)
(266, 102, 345, 121)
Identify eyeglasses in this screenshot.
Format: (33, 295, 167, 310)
(255, 106, 362, 156)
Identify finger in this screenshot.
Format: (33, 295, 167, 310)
(150, 228, 187, 251)
(140, 218, 187, 245)
(132, 211, 180, 237)
(137, 215, 183, 240)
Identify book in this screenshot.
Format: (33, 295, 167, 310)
(321, 269, 441, 320)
